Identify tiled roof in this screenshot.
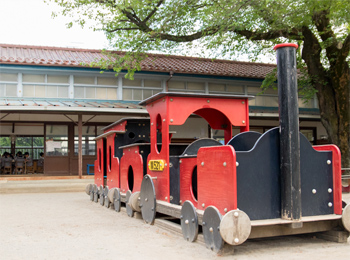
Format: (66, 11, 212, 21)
(0, 44, 276, 79)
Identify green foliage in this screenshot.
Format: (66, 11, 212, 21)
(49, 0, 350, 98)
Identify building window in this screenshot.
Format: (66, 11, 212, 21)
(74, 126, 96, 156)
(0, 83, 17, 97)
(168, 81, 205, 93)
(45, 125, 68, 156)
(122, 78, 162, 101)
(15, 136, 44, 159)
(208, 83, 244, 95)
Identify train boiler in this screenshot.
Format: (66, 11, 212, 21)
(86, 44, 350, 253)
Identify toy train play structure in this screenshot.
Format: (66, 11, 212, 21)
(86, 44, 350, 252)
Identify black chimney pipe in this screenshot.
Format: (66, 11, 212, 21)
(274, 43, 302, 221)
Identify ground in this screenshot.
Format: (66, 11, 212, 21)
(0, 192, 349, 260)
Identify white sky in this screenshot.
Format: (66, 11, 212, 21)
(0, 0, 276, 63)
(0, 0, 109, 49)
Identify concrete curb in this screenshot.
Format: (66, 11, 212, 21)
(0, 179, 94, 194)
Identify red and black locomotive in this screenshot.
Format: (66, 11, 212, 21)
(86, 44, 350, 252)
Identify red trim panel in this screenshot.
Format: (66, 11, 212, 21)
(197, 145, 237, 215)
(313, 145, 342, 214)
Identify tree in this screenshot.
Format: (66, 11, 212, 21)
(51, 0, 350, 169)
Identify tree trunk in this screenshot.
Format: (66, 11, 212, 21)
(317, 64, 350, 170)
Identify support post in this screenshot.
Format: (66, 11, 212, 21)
(78, 114, 83, 179)
(274, 43, 301, 220)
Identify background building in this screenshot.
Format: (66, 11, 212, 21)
(0, 44, 327, 176)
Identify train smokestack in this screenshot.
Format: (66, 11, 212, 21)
(274, 43, 302, 221)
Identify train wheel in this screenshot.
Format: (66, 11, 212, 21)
(89, 184, 95, 201)
(85, 184, 92, 196)
(99, 185, 105, 206)
(126, 190, 134, 217)
(93, 184, 99, 203)
(114, 188, 121, 212)
(180, 200, 198, 242)
(104, 186, 110, 208)
(220, 210, 251, 246)
(202, 206, 224, 253)
(129, 191, 141, 212)
(342, 204, 350, 232)
(140, 175, 156, 225)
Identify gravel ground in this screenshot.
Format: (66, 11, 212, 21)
(0, 192, 349, 260)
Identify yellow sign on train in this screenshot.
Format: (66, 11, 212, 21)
(148, 160, 165, 171)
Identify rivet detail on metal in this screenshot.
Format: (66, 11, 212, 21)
(236, 162, 239, 167)
(312, 189, 316, 194)
(234, 212, 239, 217)
(242, 120, 245, 124)
(202, 203, 205, 208)
(224, 208, 228, 213)
(185, 219, 189, 224)
(165, 196, 168, 200)
(234, 238, 239, 244)
(328, 202, 333, 207)
(170, 98, 173, 102)
(328, 188, 333, 193)
(207, 100, 210, 103)
(223, 162, 227, 167)
(327, 160, 331, 165)
(170, 119, 173, 123)
(201, 162, 204, 166)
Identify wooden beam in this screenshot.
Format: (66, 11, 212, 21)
(78, 114, 83, 179)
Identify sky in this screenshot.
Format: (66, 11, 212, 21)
(0, 0, 110, 49)
(0, 0, 275, 63)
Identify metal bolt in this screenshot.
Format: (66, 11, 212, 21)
(179, 160, 182, 164)
(163, 119, 165, 122)
(141, 151, 144, 154)
(327, 160, 331, 165)
(236, 162, 239, 167)
(185, 219, 189, 224)
(207, 100, 210, 103)
(328, 202, 333, 207)
(202, 203, 205, 208)
(162, 99, 165, 102)
(165, 197, 168, 200)
(165, 163, 168, 167)
(170, 196, 173, 201)
(224, 208, 228, 213)
(223, 162, 227, 167)
(145, 198, 148, 202)
(201, 162, 204, 166)
(242, 101, 245, 104)
(242, 120, 245, 124)
(170, 98, 173, 102)
(170, 119, 173, 123)
(328, 188, 333, 193)
(209, 227, 213, 232)
(151, 123, 153, 126)
(192, 218, 195, 223)
(135, 151, 137, 153)
(234, 211, 239, 217)
(234, 238, 239, 244)
(312, 189, 316, 194)
(179, 200, 182, 204)
(180, 215, 183, 219)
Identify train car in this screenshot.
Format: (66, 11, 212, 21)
(86, 44, 350, 253)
